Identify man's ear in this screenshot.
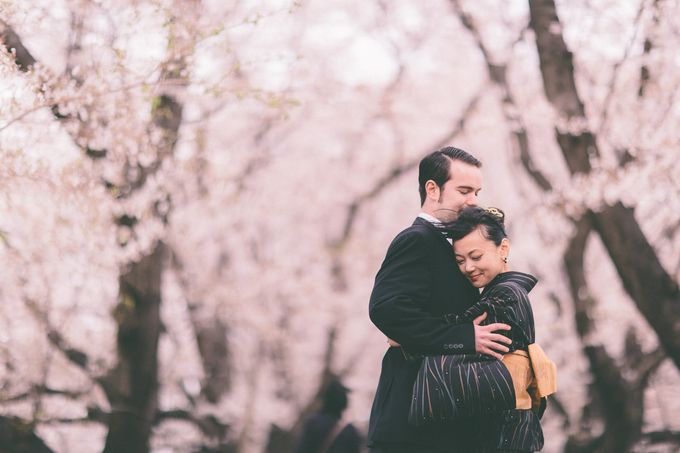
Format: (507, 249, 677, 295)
(425, 180, 440, 201)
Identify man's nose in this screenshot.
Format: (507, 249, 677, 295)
(465, 193, 478, 206)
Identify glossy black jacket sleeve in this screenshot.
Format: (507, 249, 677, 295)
(368, 230, 475, 355)
(457, 294, 516, 323)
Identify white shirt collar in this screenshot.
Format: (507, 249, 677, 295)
(418, 212, 452, 244)
(417, 212, 442, 225)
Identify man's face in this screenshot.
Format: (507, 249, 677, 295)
(431, 161, 482, 222)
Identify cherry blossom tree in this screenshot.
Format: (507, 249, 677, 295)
(1, 1, 679, 452)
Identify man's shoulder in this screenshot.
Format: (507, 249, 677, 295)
(384, 221, 434, 250)
(393, 219, 436, 241)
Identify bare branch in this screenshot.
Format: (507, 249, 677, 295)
(635, 347, 667, 387)
(169, 250, 232, 403)
(639, 430, 680, 445)
(638, 0, 663, 98)
(450, 0, 553, 191)
(597, 0, 646, 134)
(154, 409, 228, 438)
(40, 406, 109, 425)
(331, 87, 484, 250)
(1, 385, 89, 403)
(23, 298, 92, 373)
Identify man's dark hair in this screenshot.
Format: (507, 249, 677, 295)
(418, 146, 482, 206)
(444, 206, 507, 245)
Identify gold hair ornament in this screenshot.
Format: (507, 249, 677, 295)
(485, 207, 504, 221)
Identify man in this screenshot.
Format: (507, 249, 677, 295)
(367, 147, 512, 453)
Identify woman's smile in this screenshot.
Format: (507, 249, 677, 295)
(468, 272, 483, 283)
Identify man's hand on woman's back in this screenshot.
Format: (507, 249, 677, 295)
(473, 312, 511, 360)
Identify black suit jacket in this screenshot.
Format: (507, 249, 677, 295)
(367, 218, 480, 451)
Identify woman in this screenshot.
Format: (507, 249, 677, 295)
(400, 206, 556, 452)
(449, 206, 556, 452)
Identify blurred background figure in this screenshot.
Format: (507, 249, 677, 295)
(292, 379, 362, 453)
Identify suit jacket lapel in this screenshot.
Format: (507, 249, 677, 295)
(413, 217, 455, 253)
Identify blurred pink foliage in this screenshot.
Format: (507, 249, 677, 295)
(0, 0, 679, 452)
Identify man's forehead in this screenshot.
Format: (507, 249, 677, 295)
(448, 160, 483, 187)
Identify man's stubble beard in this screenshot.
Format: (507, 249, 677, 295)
(432, 207, 459, 223)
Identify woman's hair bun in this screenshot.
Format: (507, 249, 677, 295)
(484, 207, 505, 225)
(442, 206, 508, 245)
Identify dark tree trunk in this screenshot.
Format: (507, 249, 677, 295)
(3, 9, 225, 451)
(528, 0, 680, 371)
(100, 46, 185, 452)
(103, 241, 165, 453)
(0, 416, 54, 453)
(195, 318, 232, 403)
(588, 204, 680, 357)
(563, 220, 644, 452)
(171, 252, 232, 404)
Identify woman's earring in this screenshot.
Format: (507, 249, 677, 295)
(503, 257, 508, 263)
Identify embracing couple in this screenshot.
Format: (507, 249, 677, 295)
(367, 147, 556, 453)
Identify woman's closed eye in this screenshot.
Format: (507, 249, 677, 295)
(470, 254, 482, 261)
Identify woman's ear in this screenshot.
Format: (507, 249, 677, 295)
(425, 179, 440, 201)
(500, 238, 510, 259)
